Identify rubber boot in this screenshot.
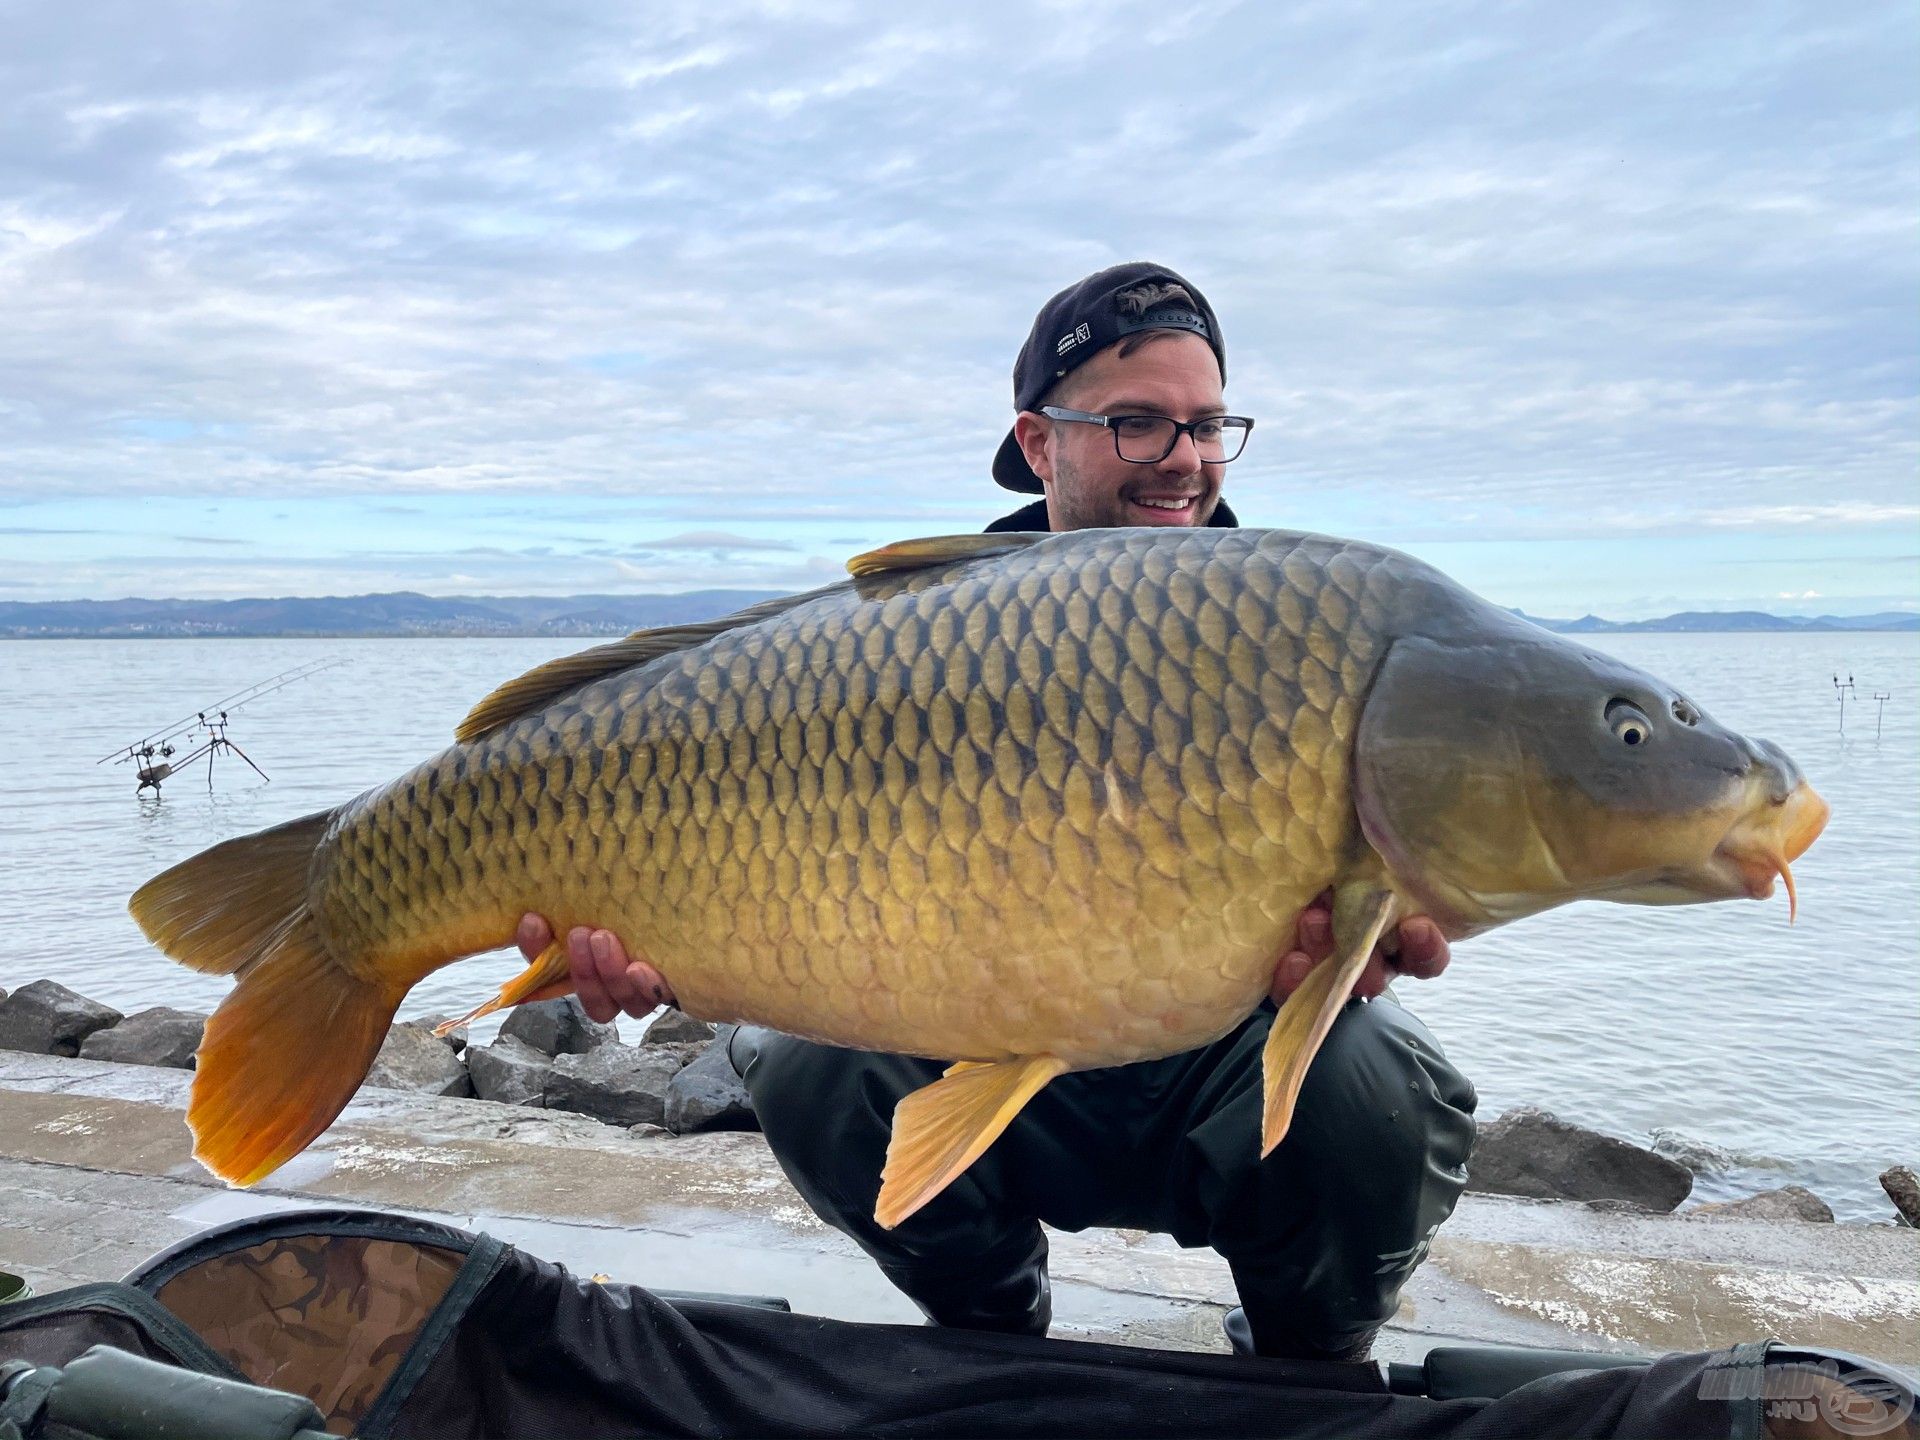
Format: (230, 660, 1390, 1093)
(887, 1237, 1052, 1338)
(1223, 1306, 1377, 1362)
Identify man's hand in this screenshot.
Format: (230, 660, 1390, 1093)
(517, 913, 675, 1024)
(1270, 891, 1450, 1004)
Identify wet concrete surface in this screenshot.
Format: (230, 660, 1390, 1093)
(2, 1052, 1914, 1366)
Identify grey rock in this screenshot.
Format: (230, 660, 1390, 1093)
(644, 1008, 715, 1047)
(468, 1035, 554, 1107)
(78, 1007, 205, 1069)
(500, 997, 618, 1057)
(363, 1021, 473, 1097)
(547, 1043, 689, 1128)
(1467, 1106, 1692, 1212)
(1881, 1166, 1920, 1227)
(665, 1025, 758, 1134)
(1688, 1184, 1834, 1223)
(412, 1014, 469, 1054)
(651, 1041, 710, 1068)
(0, 980, 123, 1058)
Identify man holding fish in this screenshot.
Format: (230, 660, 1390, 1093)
(521, 265, 1475, 1363)
(137, 262, 1822, 1371)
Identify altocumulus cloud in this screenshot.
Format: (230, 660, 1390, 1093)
(0, 0, 1914, 610)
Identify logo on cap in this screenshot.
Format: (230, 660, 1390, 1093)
(1055, 322, 1092, 357)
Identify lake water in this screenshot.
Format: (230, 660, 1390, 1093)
(3, 632, 1915, 1220)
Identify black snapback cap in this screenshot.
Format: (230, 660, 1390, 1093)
(992, 261, 1226, 494)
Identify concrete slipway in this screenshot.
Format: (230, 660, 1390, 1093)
(1, 1051, 1914, 1369)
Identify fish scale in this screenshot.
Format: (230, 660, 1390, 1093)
(309, 529, 1375, 1069)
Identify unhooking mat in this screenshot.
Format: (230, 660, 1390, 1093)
(2, 1207, 1913, 1439)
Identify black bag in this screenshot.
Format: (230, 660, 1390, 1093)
(2, 1208, 1911, 1439)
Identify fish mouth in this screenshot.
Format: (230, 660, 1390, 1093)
(1710, 781, 1829, 922)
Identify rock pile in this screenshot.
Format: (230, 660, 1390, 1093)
(0, 981, 123, 1058)
(3, 980, 1905, 1208)
(464, 999, 756, 1134)
(0, 980, 758, 1136)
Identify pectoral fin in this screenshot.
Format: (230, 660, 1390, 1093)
(435, 940, 573, 1036)
(1260, 888, 1398, 1155)
(875, 1055, 1069, 1229)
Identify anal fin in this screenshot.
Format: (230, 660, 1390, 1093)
(435, 940, 573, 1037)
(1260, 887, 1398, 1155)
(876, 1055, 1068, 1229)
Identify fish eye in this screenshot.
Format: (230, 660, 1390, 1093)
(1605, 699, 1653, 748)
(1670, 698, 1700, 727)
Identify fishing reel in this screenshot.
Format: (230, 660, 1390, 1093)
(134, 741, 178, 791)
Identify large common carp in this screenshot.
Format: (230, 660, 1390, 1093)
(133, 529, 1827, 1225)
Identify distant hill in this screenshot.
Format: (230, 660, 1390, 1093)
(0, 591, 786, 638)
(1, 591, 1914, 638)
(1510, 609, 1920, 634)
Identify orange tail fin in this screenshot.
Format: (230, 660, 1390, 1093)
(130, 805, 401, 1185)
(190, 910, 401, 1184)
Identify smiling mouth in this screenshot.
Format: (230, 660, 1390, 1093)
(1129, 494, 1199, 515)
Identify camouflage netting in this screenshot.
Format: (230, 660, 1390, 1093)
(146, 1231, 463, 1434)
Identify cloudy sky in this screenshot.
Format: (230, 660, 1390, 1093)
(2, 0, 1914, 618)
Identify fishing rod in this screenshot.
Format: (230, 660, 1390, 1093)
(98, 656, 347, 795)
(97, 658, 346, 764)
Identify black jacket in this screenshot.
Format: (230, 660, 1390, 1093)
(984, 497, 1240, 533)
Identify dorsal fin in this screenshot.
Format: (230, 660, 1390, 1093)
(846, 532, 1049, 579)
(458, 533, 1051, 744)
(454, 587, 844, 744)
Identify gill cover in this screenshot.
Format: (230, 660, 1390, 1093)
(1352, 631, 1767, 929)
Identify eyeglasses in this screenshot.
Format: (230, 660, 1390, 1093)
(1039, 406, 1254, 464)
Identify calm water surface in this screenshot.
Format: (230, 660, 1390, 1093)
(3, 632, 1915, 1219)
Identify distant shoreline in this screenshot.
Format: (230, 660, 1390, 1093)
(2, 590, 1916, 639)
(10, 625, 1920, 639)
